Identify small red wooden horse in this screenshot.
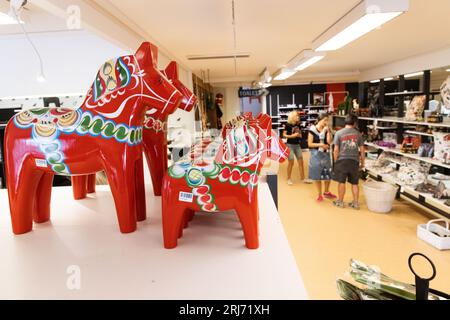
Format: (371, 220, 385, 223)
(4, 42, 183, 235)
(161, 113, 289, 249)
(74, 61, 197, 204)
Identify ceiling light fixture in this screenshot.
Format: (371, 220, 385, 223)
(404, 71, 424, 78)
(384, 77, 394, 81)
(0, 11, 23, 25)
(446, 69, 450, 72)
(313, 0, 409, 52)
(273, 68, 296, 81)
(288, 50, 326, 71)
(370, 79, 380, 83)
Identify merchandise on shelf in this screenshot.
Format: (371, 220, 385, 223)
(400, 135, 421, 154)
(405, 95, 426, 121)
(441, 75, 450, 112)
(433, 131, 450, 164)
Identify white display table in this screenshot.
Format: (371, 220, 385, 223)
(0, 182, 307, 300)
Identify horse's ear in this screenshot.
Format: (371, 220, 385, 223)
(135, 42, 158, 69)
(165, 61, 179, 80)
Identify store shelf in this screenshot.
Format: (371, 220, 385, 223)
(278, 106, 296, 110)
(404, 130, 434, 137)
(358, 116, 450, 128)
(306, 105, 329, 108)
(365, 142, 450, 169)
(384, 91, 424, 97)
(365, 167, 450, 218)
(375, 126, 397, 130)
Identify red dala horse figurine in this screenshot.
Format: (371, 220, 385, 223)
(4, 42, 183, 235)
(161, 113, 289, 249)
(74, 60, 197, 205)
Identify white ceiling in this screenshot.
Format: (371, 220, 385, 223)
(1, 0, 449, 86)
(91, 0, 450, 85)
(0, 0, 68, 34)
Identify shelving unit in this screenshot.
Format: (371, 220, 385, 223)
(364, 167, 450, 219)
(384, 91, 423, 97)
(329, 68, 449, 219)
(365, 142, 450, 170)
(404, 130, 434, 137)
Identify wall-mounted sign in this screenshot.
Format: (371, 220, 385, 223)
(238, 87, 267, 98)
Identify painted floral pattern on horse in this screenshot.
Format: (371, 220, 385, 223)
(93, 57, 132, 102)
(14, 107, 143, 175)
(167, 123, 262, 212)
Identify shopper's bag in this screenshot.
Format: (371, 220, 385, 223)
(417, 219, 450, 250)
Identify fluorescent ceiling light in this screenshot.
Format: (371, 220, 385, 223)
(262, 83, 272, 88)
(405, 71, 424, 78)
(384, 77, 394, 81)
(273, 68, 296, 81)
(370, 79, 380, 83)
(295, 55, 325, 71)
(287, 50, 326, 72)
(446, 69, 450, 72)
(313, 0, 409, 52)
(0, 11, 23, 25)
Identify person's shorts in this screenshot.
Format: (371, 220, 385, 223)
(287, 144, 302, 161)
(333, 159, 360, 185)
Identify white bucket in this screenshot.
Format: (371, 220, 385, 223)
(363, 180, 398, 213)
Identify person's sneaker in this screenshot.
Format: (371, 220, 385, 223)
(348, 201, 360, 210)
(303, 179, 313, 184)
(333, 200, 345, 208)
(287, 179, 293, 186)
(316, 195, 324, 202)
(323, 192, 337, 199)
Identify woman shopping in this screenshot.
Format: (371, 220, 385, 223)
(283, 111, 312, 185)
(308, 113, 337, 202)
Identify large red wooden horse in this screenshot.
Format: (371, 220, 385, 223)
(4, 42, 183, 235)
(74, 61, 197, 203)
(161, 113, 289, 249)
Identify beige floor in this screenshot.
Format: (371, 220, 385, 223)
(278, 152, 450, 300)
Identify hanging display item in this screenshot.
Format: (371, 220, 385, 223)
(4, 42, 183, 235)
(161, 113, 290, 249)
(73, 61, 197, 204)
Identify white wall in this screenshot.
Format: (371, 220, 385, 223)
(0, 30, 129, 99)
(0, 29, 195, 130)
(214, 87, 242, 123)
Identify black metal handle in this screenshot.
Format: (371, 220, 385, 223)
(408, 253, 436, 300)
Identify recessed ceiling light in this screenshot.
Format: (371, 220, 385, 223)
(313, 0, 409, 51)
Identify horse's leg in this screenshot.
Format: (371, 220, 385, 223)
(102, 154, 137, 233)
(6, 157, 44, 234)
(143, 130, 166, 196)
(71, 176, 87, 200)
(33, 173, 54, 223)
(235, 198, 259, 249)
(86, 174, 96, 194)
(135, 157, 146, 222)
(162, 179, 185, 248)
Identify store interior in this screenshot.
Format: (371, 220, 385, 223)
(0, 0, 450, 300)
